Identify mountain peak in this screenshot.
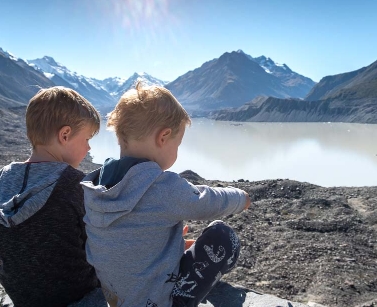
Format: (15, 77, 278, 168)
(131, 72, 149, 78)
(253, 56, 292, 74)
(218, 50, 251, 64)
(0, 48, 19, 61)
(0, 47, 9, 57)
(41, 56, 59, 67)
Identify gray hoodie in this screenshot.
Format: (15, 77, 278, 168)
(81, 158, 246, 307)
(0, 162, 100, 307)
(0, 162, 66, 227)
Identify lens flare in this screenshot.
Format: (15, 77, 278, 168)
(91, 0, 178, 35)
(84, 0, 185, 75)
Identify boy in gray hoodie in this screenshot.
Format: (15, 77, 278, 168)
(81, 82, 251, 307)
(0, 87, 106, 307)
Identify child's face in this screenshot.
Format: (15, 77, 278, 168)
(159, 123, 186, 171)
(62, 124, 94, 168)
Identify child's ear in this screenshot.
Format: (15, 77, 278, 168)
(58, 125, 72, 144)
(156, 128, 172, 147)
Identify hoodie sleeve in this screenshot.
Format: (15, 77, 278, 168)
(159, 172, 246, 221)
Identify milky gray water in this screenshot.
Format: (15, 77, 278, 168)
(89, 118, 377, 187)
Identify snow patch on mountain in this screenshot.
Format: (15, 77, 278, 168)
(102, 72, 169, 100)
(235, 50, 293, 75)
(43, 72, 54, 79)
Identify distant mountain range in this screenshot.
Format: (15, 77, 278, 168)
(0, 48, 167, 113)
(28, 56, 168, 113)
(210, 59, 377, 123)
(28, 56, 116, 111)
(0, 47, 315, 114)
(1, 46, 376, 123)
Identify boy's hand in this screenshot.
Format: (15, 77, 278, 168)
(185, 239, 195, 250)
(183, 225, 196, 250)
(244, 192, 251, 210)
(183, 225, 189, 236)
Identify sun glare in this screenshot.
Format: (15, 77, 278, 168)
(86, 0, 183, 54)
(95, 0, 174, 31)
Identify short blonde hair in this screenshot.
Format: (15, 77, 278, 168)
(26, 86, 101, 148)
(107, 82, 191, 144)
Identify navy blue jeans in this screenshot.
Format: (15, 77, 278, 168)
(171, 220, 241, 307)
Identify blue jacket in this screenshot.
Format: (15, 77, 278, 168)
(81, 158, 246, 307)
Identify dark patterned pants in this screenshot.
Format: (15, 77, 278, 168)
(171, 220, 241, 307)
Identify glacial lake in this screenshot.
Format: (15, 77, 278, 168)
(89, 118, 377, 187)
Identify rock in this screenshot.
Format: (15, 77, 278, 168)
(1, 282, 322, 307)
(179, 175, 377, 307)
(308, 303, 328, 307)
(199, 281, 314, 307)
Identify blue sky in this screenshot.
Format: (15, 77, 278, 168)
(1, 0, 376, 82)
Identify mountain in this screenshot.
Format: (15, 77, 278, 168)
(28, 57, 168, 113)
(0, 48, 55, 108)
(210, 59, 377, 123)
(28, 56, 116, 112)
(305, 60, 377, 101)
(100, 72, 168, 101)
(165, 50, 315, 111)
(0, 48, 57, 161)
(251, 54, 315, 98)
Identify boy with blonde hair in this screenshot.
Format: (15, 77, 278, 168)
(82, 82, 251, 307)
(0, 87, 106, 307)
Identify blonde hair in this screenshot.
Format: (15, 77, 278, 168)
(26, 86, 101, 148)
(107, 82, 191, 144)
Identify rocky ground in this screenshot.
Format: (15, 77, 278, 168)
(179, 171, 377, 307)
(1, 108, 377, 307)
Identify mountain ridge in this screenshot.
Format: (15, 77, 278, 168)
(28, 56, 168, 113)
(0, 50, 55, 107)
(210, 59, 377, 123)
(305, 61, 377, 101)
(1, 46, 316, 116)
(5, 46, 374, 125)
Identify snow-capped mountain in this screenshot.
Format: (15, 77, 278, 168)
(28, 56, 116, 111)
(0, 48, 55, 107)
(166, 50, 316, 111)
(253, 55, 292, 74)
(237, 50, 315, 98)
(101, 72, 168, 100)
(0, 47, 19, 61)
(28, 56, 168, 111)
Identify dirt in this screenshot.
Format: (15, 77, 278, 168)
(1, 108, 376, 307)
(179, 171, 377, 307)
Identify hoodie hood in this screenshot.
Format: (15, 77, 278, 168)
(81, 158, 162, 228)
(0, 162, 69, 227)
(95, 156, 149, 188)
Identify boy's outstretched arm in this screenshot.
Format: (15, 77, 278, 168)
(182, 192, 249, 250)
